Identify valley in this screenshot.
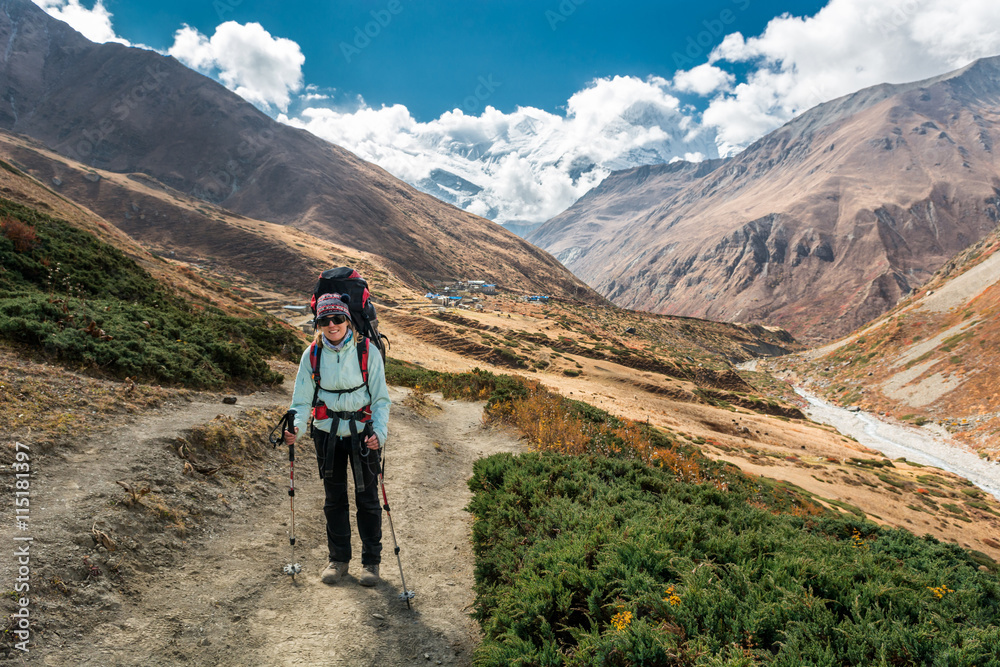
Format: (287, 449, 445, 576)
(795, 389, 1000, 499)
(2, 117, 999, 660)
(2, 2, 999, 660)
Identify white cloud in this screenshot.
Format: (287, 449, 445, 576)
(32, 0, 127, 45)
(169, 25, 214, 69)
(280, 76, 719, 223)
(301, 85, 332, 101)
(280, 1, 1000, 223)
(35, 0, 1000, 224)
(704, 0, 1000, 154)
(672, 64, 735, 96)
(168, 22, 305, 112)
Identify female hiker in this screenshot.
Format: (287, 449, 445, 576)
(284, 292, 391, 586)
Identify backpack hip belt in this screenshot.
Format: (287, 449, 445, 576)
(314, 409, 373, 491)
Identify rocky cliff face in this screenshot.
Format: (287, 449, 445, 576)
(530, 57, 1000, 342)
(0, 0, 599, 302)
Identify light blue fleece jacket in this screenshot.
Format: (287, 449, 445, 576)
(289, 332, 391, 446)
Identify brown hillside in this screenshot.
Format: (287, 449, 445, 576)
(0, 132, 325, 293)
(0, 152, 275, 317)
(771, 222, 1000, 463)
(0, 0, 598, 302)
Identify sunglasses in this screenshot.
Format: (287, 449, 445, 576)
(317, 314, 348, 327)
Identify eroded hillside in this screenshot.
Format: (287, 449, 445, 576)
(770, 222, 1000, 463)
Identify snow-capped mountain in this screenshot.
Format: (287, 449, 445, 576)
(283, 80, 720, 224)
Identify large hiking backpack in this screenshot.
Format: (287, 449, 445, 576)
(310, 267, 389, 359)
(307, 267, 389, 434)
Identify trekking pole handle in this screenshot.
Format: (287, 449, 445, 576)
(363, 421, 380, 451)
(364, 421, 385, 476)
(286, 409, 297, 460)
(270, 409, 297, 449)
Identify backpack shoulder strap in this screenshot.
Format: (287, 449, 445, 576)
(357, 335, 369, 385)
(310, 342, 322, 408)
(312, 337, 368, 397)
(357, 336, 372, 423)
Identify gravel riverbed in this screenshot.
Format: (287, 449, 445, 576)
(797, 389, 1000, 500)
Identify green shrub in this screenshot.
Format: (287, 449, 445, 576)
(917, 474, 950, 488)
(849, 458, 894, 468)
(384, 360, 528, 411)
(468, 453, 1000, 665)
(494, 346, 527, 367)
(0, 199, 301, 387)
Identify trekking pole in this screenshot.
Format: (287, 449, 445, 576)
(269, 409, 301, 579)
(367, 422, 415, 608)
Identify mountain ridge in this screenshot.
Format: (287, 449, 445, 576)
(529, 55, 1000, 342)
(0, 0, 600, 303)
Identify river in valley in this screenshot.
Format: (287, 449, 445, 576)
(796, 389, 1000, 500)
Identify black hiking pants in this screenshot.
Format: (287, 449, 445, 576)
(314, 431, 382, 565)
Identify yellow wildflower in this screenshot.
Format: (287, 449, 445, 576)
(927, 585, 954, 599)
(610, 611, 632, 632)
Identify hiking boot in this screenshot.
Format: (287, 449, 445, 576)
(359, 564, 380, 587)
(321, 561, 349, 584)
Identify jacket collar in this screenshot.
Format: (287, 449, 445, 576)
(321, 329, 354, 353)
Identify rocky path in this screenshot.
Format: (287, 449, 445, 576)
(3, 386, 523, 666)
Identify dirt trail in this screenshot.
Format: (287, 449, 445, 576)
(4, 386, 523, 666)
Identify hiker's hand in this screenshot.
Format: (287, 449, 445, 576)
(284, 427, 298, 446)
(364, 433, 380, 450)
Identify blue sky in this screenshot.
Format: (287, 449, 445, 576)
(101, 0, 826, 121)
(34, 0, 1000, 222)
